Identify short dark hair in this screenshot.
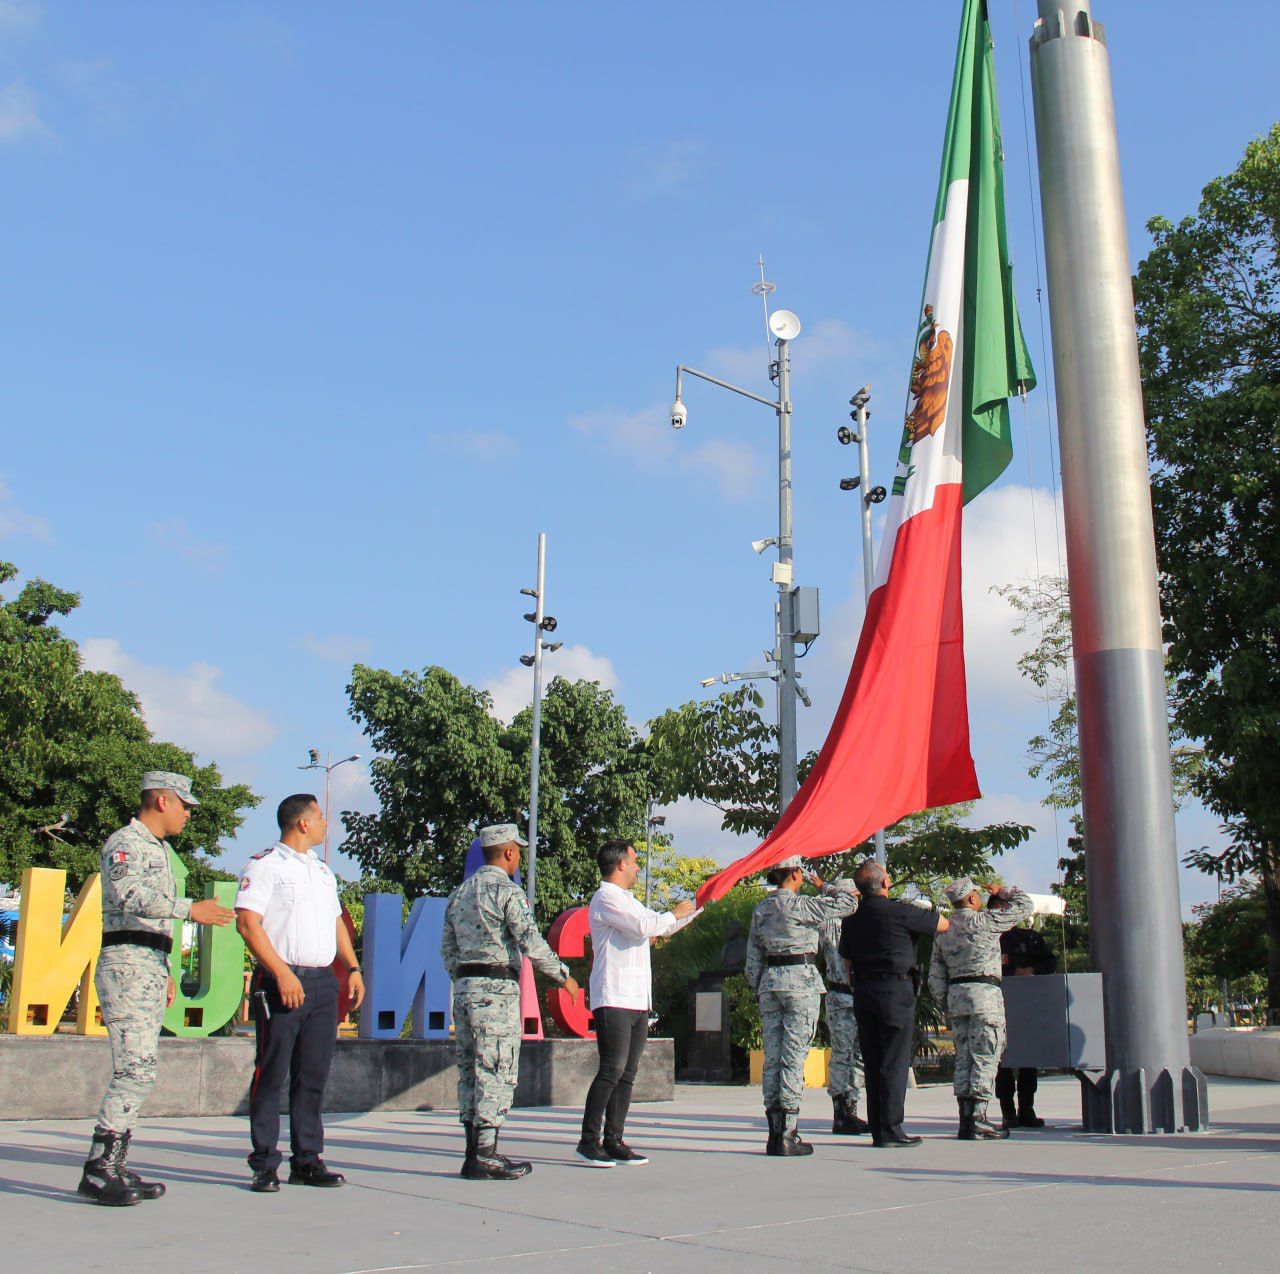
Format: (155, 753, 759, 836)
(277, 793, 320, 833)
(482, 841, 512, 864)
(853, 858, 887, 894)
(767, 865, 795, 887)
(598, 839, 634, 876)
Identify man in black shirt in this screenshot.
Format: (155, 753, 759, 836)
(838, 859, 949, 1147)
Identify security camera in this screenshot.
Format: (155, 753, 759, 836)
(670, 400, 687, 430)
(839, 476, 861, 492)
(544, 641, 563, 653)
(867, 485, 888, 504)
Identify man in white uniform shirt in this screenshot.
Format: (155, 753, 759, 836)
(576, 840, 697, 1167)
(235, 793, 364, 1193)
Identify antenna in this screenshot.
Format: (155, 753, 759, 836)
(752, 254, 777, 369)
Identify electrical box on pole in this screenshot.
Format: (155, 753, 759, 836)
(791, 586, 820, 645)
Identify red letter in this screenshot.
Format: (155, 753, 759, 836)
(546, 906, 594, 1038)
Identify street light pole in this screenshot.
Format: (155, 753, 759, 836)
(672, 300, 807, 815)
(298, 750, 361, 863)
(841, 385, 888, 865)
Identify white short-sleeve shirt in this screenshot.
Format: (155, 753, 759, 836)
(235, 842, 341, 968)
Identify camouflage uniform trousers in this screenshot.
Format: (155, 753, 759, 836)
(94, 946, 169, 1134)
(951, 1009, 1007, 1102)
(759, 990, 820, 1112)
(824, 992, 864, 1104)
(453, 979, 521, 1129)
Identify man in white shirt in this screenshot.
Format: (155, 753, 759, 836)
(576, 839, 697, 1167)
(235, 794, 365, 1193)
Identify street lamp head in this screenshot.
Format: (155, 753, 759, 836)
(867, 485, 888, 504)
(520, 587, 538, 598)
(520, 654, 535, 667)
(768, 309, 802, 341)
(670, 399, 687, 429)
(540, 615, 557, 633)
(837, 425, 855, 446)
(698, 676, 719, 688)
(649, 815, 667, 828)
(849, 385, 871, 409)
(839, 476, 861, 492)
(751, 536, 777, 554)
(544, 641, 563, 653)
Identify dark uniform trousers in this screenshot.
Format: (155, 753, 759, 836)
(249, 966, 339, 1172)
(853, 976, 917, 1138)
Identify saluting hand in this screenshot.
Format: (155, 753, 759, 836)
(807, 872, 825, 889)
(191, 899, 237, 926)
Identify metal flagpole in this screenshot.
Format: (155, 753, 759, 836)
(1029, 0, 1206, 1132)
(775, 336, 798, 811)
(526, 533, 547, 911)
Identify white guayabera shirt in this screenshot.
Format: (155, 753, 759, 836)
(587, 881, 696, 1011)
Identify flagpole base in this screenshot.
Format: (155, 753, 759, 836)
(1075, 1066, 1209, 1133)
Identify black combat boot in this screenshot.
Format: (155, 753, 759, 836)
(972, 1101, 1011, 1140)
(999, 1094, 1019, 1129)
(831, 1094, 870, 1135)
(768, 1109, 813, 1157)
(956, 1096, 976, 1140)
(492, 1128, 532, 1178)
(118, 1131, 166, 1200)
(77, 1128, 141, 1207)
(461, 1125, 523, 1181)
(1018, 1105, 1046, 1128)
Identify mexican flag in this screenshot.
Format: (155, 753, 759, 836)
(697, 0, 1035, 905)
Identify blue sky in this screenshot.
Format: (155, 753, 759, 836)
(1, 1, 1273, 915)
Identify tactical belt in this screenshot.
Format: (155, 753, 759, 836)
(101, 930, 173, 956)
(457, 963, 519, 981)
(765, 953, 817, 968)
(858, 971, 910, 981)
(950, 975, 1001, 986)
(826, 982, 853, 996)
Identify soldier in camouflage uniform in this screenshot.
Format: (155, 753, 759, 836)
(78, 772, 236, 1207)
(928, 878, 1033, 1140)
(745, 856, 858, 1157)
(819, 913, 869, 1135)
(441, 823, 580, 1181)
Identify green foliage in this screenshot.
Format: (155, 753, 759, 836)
(1134, 125, 1280, 1020)
(0, 562, 258, 890)
(637, 842, 720, 911)
(343, 666, 648, 923)
(1184, 880, 1269, 1018)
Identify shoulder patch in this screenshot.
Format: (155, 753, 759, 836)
(108, 863, 129, 881)
(250, 847, 275, 861)
(238, 875, 252, 892)
(111, 850, 129, 864)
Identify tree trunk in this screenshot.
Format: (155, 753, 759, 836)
(1262, 851, 1280, 1027)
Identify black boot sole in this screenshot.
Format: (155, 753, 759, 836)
(77, 1181, 140, 1207)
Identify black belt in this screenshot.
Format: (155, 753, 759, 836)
(102, 930, 172, 956)
(826, 982, 853, 995)
(857, 971, 909, 981)
(950, 975, 1001, 986)
(284, 964, 334, 979)
(765, 953, 817, 968)
(456, 963, 519, 981)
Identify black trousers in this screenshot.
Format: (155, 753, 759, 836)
(853, 978, 917, 1140)
(996, 1066, 1038, 1107)
(248, 967, 339, 1172)
(580, 1006, 649, 1143)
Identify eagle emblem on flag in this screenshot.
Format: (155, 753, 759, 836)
(906, 304, 954, 444)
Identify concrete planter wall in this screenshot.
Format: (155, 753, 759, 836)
(0, 1035, 674, 1121)
(1189, 1027, 1280, 1082)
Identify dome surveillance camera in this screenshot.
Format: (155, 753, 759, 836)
(670, 400, 687, 429)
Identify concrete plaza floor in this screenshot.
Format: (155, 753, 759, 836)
(2, 1074, 1276, 1273)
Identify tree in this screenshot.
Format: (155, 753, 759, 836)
(0, 561, 257, 889)
(1133, 125, 1280, 1020)
(1184, 881, 1269, 1020)
(636, 840, 721, 911)
(342, 666, 649, 922)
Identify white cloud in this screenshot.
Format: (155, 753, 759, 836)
(626, 139, 707, 190)
(80, 637, 276, 759)
(327, 756, 376, 815)
(146, 519, 228, 575)
(0, 477, 53, 541)
(481, 643, 620, 724)
(652, 795, 756, 867)
(0, 80, 52, 143)
(299, 633, 372, 664)
(569, 403, 764, 502)
(429, 430, 520, 463)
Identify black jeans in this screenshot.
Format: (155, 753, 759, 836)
(580, 1006, 649, 1143)
(853, 978, 918, 1140)
(248, 967, 339, 1172)
(996, 1066, 1038, 1106)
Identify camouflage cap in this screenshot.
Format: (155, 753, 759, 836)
(479, 822, 527, 849)
(141, 770, 200, 806)
(944, 877, 976, 904)
(773, 856, 805, 873)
